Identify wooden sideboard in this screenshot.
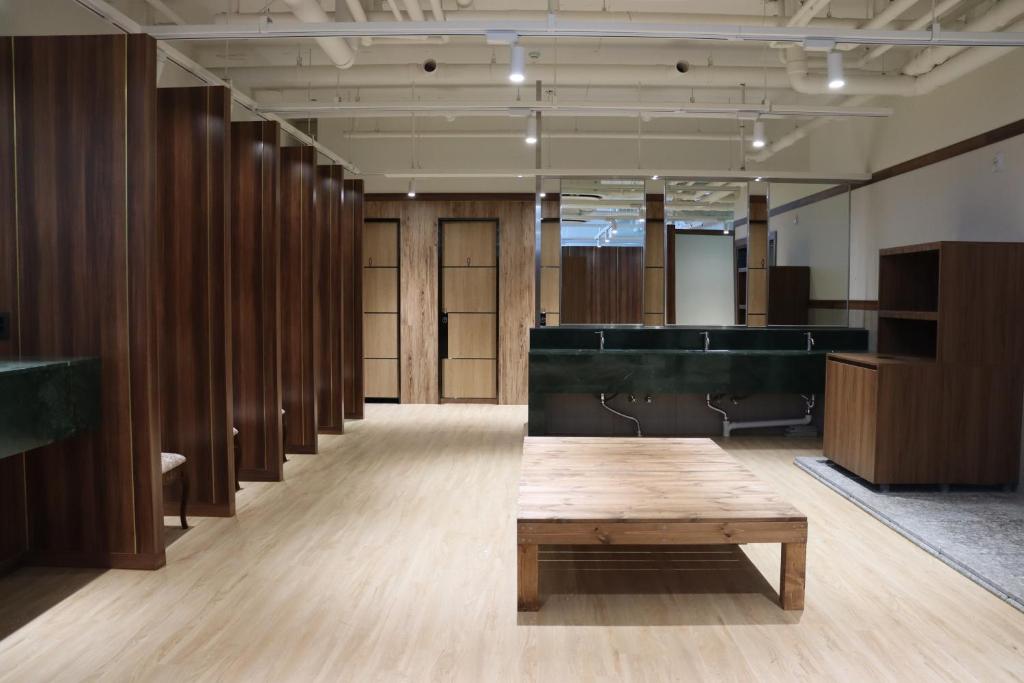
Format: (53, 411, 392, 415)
(823, 242, 1024, 486)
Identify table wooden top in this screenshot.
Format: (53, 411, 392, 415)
(519, 437, 806, 524)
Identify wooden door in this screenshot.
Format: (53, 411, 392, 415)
(440, 220, 498, 401)
(363, 219, 400, 399)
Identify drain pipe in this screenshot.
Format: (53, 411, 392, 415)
(600, 393, 642, 437)
(706, 394, 816, 437)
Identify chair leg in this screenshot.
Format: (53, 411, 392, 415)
(234, 433, 241, 492)
(179, 468, 189, 530)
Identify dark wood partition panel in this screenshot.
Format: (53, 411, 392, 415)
(561, 246, 644, 324)
(342, 179, 365, 419)
(231, 121, 284, 481)
(0, 35, 163, 569)
(156, 86, 235, 517)
(280, 146, 319, 452)
(316, 165, 346, 433)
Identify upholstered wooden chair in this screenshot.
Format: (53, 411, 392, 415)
(161, 451, 188, 529)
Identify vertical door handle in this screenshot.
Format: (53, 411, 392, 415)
(368, 256, 373, 267)
(466, 257, 471, 267)
(440, 310, 449, 359)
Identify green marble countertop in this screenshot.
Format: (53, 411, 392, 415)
(0, 357, 101, 459)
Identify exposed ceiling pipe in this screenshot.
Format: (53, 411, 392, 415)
(787, 0, 835, 27)
(902, 0, 1024, 74)
(143, 0, 185, 25)
(757, 20, 1024, 161)
(857, 0, 965, 66)
(402, 0, 426, 22)
(836, 0, 920, 49)
(343, 0, 374, 46)
(280, 0, 357, 69)
(227, 63, 795, 89)
(428, 0, 444, 22)
(342, 131, 743, 141)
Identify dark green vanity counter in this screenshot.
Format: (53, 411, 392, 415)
(530, 348, 833, 395)
(528, 326, 869, 435)
(0, 358, 101, 459)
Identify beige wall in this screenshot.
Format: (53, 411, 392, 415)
(364, 198, 536, 405)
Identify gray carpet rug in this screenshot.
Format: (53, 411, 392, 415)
(795, 456, 1024, 613)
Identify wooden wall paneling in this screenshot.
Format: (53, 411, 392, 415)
(643, 195, 665, 325)
(364, 198, 534, 404)
(316, 165, 345, 432)
(0, 36, 27, 571)
(156, 86, 235, 517)
(280, 146, 319, 451)
(561, 247, 643, 324)
(342, 179, 365, 418)
(9, 35, 163, 568)
(230, 121, 284, 481)
(363, 219, 400, 400)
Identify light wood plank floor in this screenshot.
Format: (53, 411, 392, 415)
(1, 404, 1022, 682)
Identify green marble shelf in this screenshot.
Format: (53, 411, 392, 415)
(0, 358, 101, 460)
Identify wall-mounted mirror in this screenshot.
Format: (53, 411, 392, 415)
(767, 183, 851, 326)
(558, 178, 646, 324)
(665, 180, 744, 326)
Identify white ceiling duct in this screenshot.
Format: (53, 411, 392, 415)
(857, 0, 965, 66)
(786, 0, 835, 27)
(280, 0, 357, 69)
(902, 0, 1024, 74)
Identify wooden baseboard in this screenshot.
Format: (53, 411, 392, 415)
(318, 427, 345, 435)
(22, 550, 166, 570)
(163, 501, 235, 518)
(284, 445, 318, 454)
(0, 552, 27, 575)
(238, 469, 284, 483)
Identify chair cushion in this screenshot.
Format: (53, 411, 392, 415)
(232, 427, 239, 436)
(161, 451, 186, 474)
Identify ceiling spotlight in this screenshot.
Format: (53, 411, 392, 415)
(540, 191, 547, 198)
(752, 119, 766, 149)
(509, 42, 526, 83)
(827, 51, 846, 90)
(525, 113, 537, 145)
(651, 174, 660, 180)
(407, 179, 416, 198)
(754, 176, 763, 181)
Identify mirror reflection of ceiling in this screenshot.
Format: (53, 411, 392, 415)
(665, 180, 743, 231)
(560, 178, 646, 247)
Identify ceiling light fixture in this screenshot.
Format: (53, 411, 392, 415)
(509, 41, 526, 83)
(525, 113, 538, 145)
(407, 178, 416, 198)
(752, 120, 766, 149)
(827, 51, 846, 90)
(651, 174, 659, 180)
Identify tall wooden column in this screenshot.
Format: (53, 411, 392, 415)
(746, 195, 769, 327)
(156, 86, 235, 517)
(643, 193, 666, 326)
(231, 121, 284, 481)
(0, 35, 164, 569)
(280, 146, 319, 452)
(342, 179, 365, 419)
(317, 165, 345, 433)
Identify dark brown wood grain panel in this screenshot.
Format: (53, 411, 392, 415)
(561, 247, 643, 324)
(156, 86, 235, 517)
(317, 165, 346, 432)
(9, 35, 163, 567)
(0, 38, 27, 571)
(231, 121, 284, 481)
(281, 146, 319, 451)
(342, 179, 365, 419)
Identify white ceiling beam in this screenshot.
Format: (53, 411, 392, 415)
(143, 18, 1024, 47)
(379, 169, 871, 182)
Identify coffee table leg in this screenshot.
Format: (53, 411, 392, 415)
(780, 542, 806, 610)
(518, 543, 540, 611)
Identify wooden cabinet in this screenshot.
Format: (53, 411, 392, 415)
(824, 241, 1024, 485)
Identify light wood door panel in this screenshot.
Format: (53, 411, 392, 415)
(442, 221, 496, 267)
(747, 269, 768, 315)
(365, 358, 399, 398)
(541, 222, 561, 267)
(443, 268, 496, 313)
(442, 359, 497, 399)
(449, 313, 496, 359)
(364, 313, 398, 359)
(364, 268, 398, 313)
(364, 220, 398, 267)
(540, 267, 560, 314)
(644, 268, 664, 314)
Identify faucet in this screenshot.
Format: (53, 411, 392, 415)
(597, 330, 605, 351)
(806, 332, 815, 352)
(702, 331, 711, 352)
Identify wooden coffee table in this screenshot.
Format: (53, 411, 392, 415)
(517, 437, 808, 611)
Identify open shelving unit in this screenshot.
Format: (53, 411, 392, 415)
(824, 241, 1024, 486)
